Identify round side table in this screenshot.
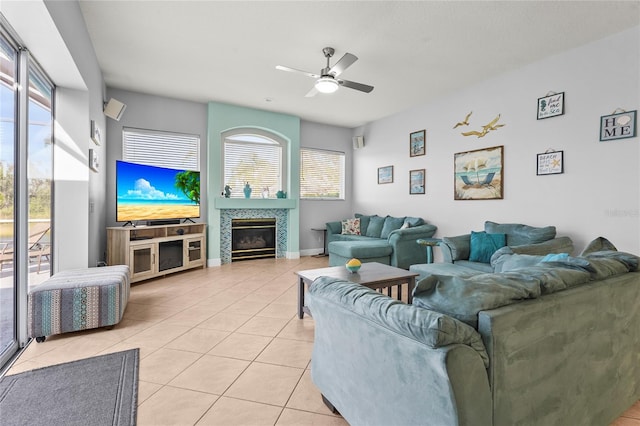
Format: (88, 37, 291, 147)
(416, 238, 441, 264)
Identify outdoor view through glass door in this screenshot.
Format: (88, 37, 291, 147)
(0, 30, 53, 368)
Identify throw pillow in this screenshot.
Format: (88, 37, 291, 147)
(400, 222, 410, 230)
(365, 215, 385, 238)
(381, 216, 405, 238)
(341, 218, 361, 235)
(469, 231, 506, 263)
(355, 213, 371, 236)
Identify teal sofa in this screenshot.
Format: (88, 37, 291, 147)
(439, 221, 574, 272)
(307, 245, 640, 426)
(326, 213, 437, 269)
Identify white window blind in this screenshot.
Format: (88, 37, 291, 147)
(123, 128, 200, 170)
(223, 134, 283, 198)
(300, 148, 345, 199)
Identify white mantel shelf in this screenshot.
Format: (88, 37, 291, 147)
(214, 198, 297, 210)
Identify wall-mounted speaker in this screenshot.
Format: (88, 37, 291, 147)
(103, 98, 127, 121)
(353, 135, 365, 149)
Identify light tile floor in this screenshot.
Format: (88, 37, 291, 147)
(6, 256, 640, 425)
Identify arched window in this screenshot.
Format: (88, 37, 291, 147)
(222, 129, 287, 198)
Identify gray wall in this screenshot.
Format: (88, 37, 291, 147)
(105, 88, 209, 230)
(353, 26, 640, 256)
(299, 120, 354, 255)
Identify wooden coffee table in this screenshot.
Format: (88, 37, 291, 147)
(296, 262, 419, 319)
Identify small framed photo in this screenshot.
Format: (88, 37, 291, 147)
(409, 129, 426, 157)
(600, 110, 636, 141)
(537, 92, 564, 120)
(378, 165, 393, 184)
(537, 151, 564, 175)
(90, 120, 102, 145)
(89, 149, 99, 172)
(409, 169, 425, 194)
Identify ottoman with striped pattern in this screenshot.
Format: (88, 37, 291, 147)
(28, 265, 130, 342)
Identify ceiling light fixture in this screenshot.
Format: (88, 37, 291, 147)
(315, 76, 339, 94)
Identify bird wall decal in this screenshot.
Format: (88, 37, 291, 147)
(461, 114, 505, 138)
(453, 111, 473, 129)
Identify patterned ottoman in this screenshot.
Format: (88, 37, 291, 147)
(28, 265, 130, 342)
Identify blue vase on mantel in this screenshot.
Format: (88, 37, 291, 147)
(243, 182, 252, 199)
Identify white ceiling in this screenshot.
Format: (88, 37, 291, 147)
(78, 1, 639, 128)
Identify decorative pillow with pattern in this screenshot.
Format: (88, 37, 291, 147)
(341, 218, 361, 235)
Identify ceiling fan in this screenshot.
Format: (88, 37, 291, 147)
(276, 47, 374, 97)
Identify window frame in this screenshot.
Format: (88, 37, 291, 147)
(300, 147, 346, 200)
(221, 128, 288, 198)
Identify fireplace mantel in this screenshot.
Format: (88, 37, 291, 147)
(214, 198, 297, 210)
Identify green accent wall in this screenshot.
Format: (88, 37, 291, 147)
(207, 101, 301, 263)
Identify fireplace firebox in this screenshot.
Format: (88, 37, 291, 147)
(231, 218, 276, 261)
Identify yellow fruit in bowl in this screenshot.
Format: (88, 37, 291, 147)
(346, 258, 362, 273)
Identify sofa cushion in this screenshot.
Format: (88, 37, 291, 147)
(412, 272, 541, 328)
(493, 254, 544, 273)
(365, 215, 385, 238)
(309, 276, 489, 367)
(381, 216, 405, 238)
(484, 221, 556, 246)
(328, 240, 393, 259)
(404, 216, 424, 227)
(581, 236, 618, 255)
(355, 213, 371, 236)
(469, 231, 506, 263)
(341, 218, 361, 235)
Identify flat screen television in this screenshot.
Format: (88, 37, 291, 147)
(116, 160, 200, 223)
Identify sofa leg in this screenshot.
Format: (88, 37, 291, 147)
(321, 394, 340, 415)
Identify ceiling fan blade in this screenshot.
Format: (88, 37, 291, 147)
(304, 86, 319, 98)
(338, 79, 374, 93)
(329, 53, 357, 77)
(275, 65, 319, 79)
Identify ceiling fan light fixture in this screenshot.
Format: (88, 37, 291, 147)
(315, 76, 339, 94)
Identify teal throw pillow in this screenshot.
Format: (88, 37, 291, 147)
(469, 231, 506, 263)
(365, 215, 385, 238)
(381, 216, 405, 238)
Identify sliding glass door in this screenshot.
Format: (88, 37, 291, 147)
(0, 27, 54, 368)
(0, 33, 18, 367)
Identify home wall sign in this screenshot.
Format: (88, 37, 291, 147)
(600, 110, 636, 141)
(537, 92, 564, 119)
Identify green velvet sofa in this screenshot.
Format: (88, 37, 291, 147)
(439, 221, 574, 272)
(326, 213, 437, 269)
(307, 245, 640, 426)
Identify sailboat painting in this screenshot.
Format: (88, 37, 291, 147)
(454, 145, 503, 200)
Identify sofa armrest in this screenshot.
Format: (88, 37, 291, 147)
(326, 221, 342, 235)
(387, 224, 437, 269)
(440, 234, 471, 263)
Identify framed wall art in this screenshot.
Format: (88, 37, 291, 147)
(409, 129, 426, 157)
(537, 92, 564, 120)
(600, 110, 636, 141)
(378, 165, 393, 184)
(409, 169, 425, 194)
(537, 150, 564, 175)
(89, 149, 99, 172)
(90, 120, 102, 145)
(454, 145, 503, 200)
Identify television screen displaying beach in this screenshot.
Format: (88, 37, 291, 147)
(116, 161, 200, 222)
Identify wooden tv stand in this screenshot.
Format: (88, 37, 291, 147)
(107, 223, 206, 283)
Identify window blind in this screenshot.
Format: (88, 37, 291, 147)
(223, 138, 282, 198)
(123, 128, 200, 170)
(300, 148, 345, 199)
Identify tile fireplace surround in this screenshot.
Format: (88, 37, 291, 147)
(220, 209, 288, 264)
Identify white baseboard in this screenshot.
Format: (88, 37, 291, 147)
(300, 248, 325, 257)
(207, 258, 222, 267)
(285, 251, 301, 260)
